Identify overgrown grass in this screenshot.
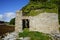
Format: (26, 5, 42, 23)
(24, 10, 43, 16)
(45, 8, 58, 13)
(23, 8, 58, 16)
(22, 0, 58, 16)
(18, 28, 52, 40)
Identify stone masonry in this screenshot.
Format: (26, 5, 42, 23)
(15, 10, 59, 33)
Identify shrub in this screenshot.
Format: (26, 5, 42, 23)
(9, 18, 15, 25)
(18, 28, 52, 40)
(22, 0, 57, 16)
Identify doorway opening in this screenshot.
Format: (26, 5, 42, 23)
(22, 19, 29, 30)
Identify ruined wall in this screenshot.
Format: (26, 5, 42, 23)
(15, 10, 22, 32)
(15, 11, 59, 33)
(29, 13, 59, 33)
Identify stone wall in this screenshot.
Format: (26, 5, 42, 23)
(15, 10, 22, 32)
(29, 13, 59, 33)
(15, 11, 59, 33)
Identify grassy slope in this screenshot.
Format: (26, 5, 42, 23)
(18, 28, 52, 40)
(22, 0, 58, 16)
(59, 27, 60, 32)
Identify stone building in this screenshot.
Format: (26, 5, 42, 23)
(15, 10, 59, 33)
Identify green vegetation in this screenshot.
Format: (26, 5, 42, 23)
(24, 8, 58, 16)
(9, 18, 15, 25)
(5, 22, 9, 24)
(24, 10, 42, 16)
(18, 28, 52, 40)
(22, 0, 60, 24)
(50, 0, 60, 24)
(22, 0, 58, 16)
(45, 8, 58, 13)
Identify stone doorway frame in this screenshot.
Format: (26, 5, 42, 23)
(22, 19, 29, 30)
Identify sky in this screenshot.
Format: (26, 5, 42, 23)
(0, 0, 29, 22)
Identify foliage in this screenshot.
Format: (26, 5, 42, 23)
(49, 0, 60, 24)
(50, 0, 59, 5)
(22, 0, 58, 16)
(18, 28, 52, 40)
(22, 0, 60, 24)
(9, 18, 15, 25)
(19, 28, 29, 37)
(59, 27, 60, 32)
(45, 8, 58, 13)
(4, 21, 10, 25)
(58, 7, 60, 24)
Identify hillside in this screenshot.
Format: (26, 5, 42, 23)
(21, 0, 58, 16)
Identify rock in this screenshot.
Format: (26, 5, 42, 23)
(3, 32, 18, 40)
(23, 37, 30, 40)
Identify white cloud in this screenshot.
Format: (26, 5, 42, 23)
(5, 12, 16, 18)
(0, 12, 16, 22)
(4, 12, 16, 22)
(0, 14, 4, 21)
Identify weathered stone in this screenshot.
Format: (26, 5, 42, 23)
(15, 10, 59, 34)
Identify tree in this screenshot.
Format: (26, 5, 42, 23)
(9, 18, 15, 25)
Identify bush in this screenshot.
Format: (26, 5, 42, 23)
(19, 28, 29, 37)
(22, 0, 58, 16)
(9, 18, 15, 25)
(18, 28, 52, 40)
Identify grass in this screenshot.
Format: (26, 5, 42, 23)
(59, 27, 60, 32)
(23, 8, 58, 16)
(18, 28, 52, 40)
(24, 10, 43, 16)
(45, 8, 58, 13)
(22, 0, 58, 16)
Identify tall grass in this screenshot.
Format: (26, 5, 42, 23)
(18, 28, 52, 40)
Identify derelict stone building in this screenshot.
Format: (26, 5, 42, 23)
(15, 10, 59, 33)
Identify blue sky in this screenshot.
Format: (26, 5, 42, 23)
(0, 0, 29, 22)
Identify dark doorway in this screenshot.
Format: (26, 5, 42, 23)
(22, 19, 29, 30)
